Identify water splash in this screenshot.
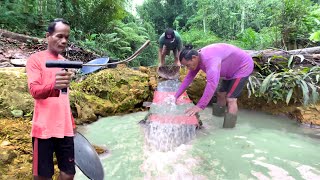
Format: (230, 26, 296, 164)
(141, 144, 207, 180)
(145, 122, 196, 152)
(144, 79, 197, 152)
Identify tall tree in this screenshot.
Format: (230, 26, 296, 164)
(137, 0, 185, 35)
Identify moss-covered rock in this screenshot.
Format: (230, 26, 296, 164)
(0, 68, 34, 118)
(70, 67, 151, 123)
(0, 66, 151, 124)
(0, 118, 33, 179)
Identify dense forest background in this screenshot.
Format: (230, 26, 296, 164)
(1, 0, 320, 67)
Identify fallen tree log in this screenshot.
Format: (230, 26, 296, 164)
(246, 46, 320, 58)
(0, 29, 99, 63)
(0, 29, 43, 43)
(245, 46, 320, 71)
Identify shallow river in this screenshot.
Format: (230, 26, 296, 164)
(74, 108, 320, 180)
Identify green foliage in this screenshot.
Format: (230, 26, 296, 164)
(0, 0, 127, 36)
(310, 31, 320, 42)
(71, 20, 158, 67)
(138, 0, 319, 50)
(180, 28, 221, 48)
(0, 0, 47, 36)
(1, 0, 320, 69)
(137, 0, 186, 34)
(274, 0, 315, 48)
(233, 27, 280, 50)
(304, 6, 320, 42)
(247, 67, 320, 105)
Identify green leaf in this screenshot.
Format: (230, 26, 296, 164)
(299, 80, 310, 106)
(307, 82, 319, 104)
(286, 88, 293, 105)
(260, 72, 275, 93)
(246, 83, 252, 98)
(288, 55, 294, 68)
(309, 31, 320, 42)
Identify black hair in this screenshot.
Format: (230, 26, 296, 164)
(47, 18, 70, 34)
(179, 44, 198, 61)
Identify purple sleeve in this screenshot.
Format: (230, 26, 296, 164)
(174, 68, 200, 99)
(196, 58, 221, 109)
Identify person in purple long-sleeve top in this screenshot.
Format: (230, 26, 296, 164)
(174, 43, 254, 128)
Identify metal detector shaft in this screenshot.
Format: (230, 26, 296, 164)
(45, 39, 150, 93)
(46, 39, 151, 68)
(46, 60, 84, 68)
(46, 60, 110, 94)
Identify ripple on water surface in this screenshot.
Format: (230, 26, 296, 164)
(75, 109, 320, 180)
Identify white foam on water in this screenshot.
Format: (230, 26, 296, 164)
(297, 165, 320, 180)
(242, 154, 255, 158)
(253, 160, 295, 180)
(289, 144, 302, 148)
(251, 171, 271, 180)
(141, 144, 207, 180)
(162, 95, 176, 106)
(144, 121, 196, 152)
(142, 81, 202, 179)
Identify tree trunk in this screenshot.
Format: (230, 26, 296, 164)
(0, 29, 43, 43)
(241, 6, 245, 33)
(246, 46, 320, 68)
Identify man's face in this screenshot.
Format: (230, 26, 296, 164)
(166, 34, 172, 39)
(165, 34, 175, 43)
(46, 22, 70, 54)
(181, 55, 199, 71)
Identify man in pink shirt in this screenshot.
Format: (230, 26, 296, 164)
(174, 43, 254, 128)
(26, 18, 75, 180)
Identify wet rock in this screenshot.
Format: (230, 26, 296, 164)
(10, 59, 27, 67)
(292, 104, 320, 126)
(0, 62, 14, 68)
(93, 145, 108, 155)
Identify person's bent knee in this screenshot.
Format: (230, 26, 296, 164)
(217, 92, 227, 98)
(216, 92, 227, 106)
(226, 98, 237, 103)
(226, 98, 238, 114)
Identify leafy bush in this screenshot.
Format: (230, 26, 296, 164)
(71, 20, 158, 67)
(234, 27, 280, 50)
(247, 66, 320, 105)
(180, 28, 221, 48)
(305, 7, 320, 42)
